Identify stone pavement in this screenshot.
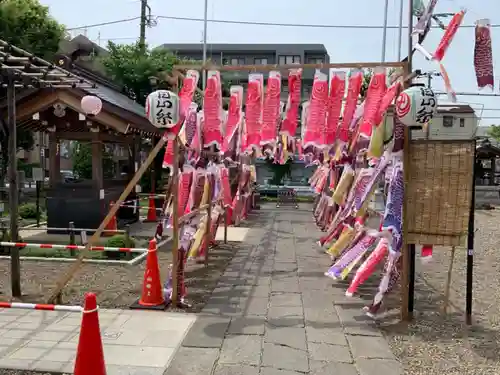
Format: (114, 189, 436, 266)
(0, 308, 195, 374)
(166, 204, 403, 375)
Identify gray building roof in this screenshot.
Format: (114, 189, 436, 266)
(159, 43, 328, 54)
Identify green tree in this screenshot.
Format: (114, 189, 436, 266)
(0, 0, 66, 183)
(487, 125, 500, 142)
(72, 142, 114, 180)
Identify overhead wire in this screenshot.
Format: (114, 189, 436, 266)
(66, 14, 500, 32)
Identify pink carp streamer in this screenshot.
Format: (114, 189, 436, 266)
(365, 251, 402, 317)
(357, 68, 387, 138)
(178, 70, 200, 120)
(474, 19, 494, 90)
(280, 69, 302, 137)
(260, 71, 282, 147)
(303, 71, 329, 150)
(421, 244, 433, 263)
(221, 86, 244, 155)
(245, 74, 264, 151)
(346, 238, 388, 297)
(338, 70, 363, 144)
(324, 71, 346, 146)
(202, 71, 223, 148)
(433, 10, 465, 61)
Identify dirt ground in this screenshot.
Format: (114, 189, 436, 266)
(0, 241, 237, 312)
(377, 209, 500, 375)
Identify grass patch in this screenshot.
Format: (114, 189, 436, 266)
(260, 196, 314, 203)
(19, 247, 107, 259)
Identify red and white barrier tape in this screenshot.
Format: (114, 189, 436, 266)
(0, 242, 147, 253)
(0, 301, 83, 312)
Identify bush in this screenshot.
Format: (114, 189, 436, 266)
(18, 203, 39, 219)
(104, 234, 136, 260)
(105, 234, 135, 248)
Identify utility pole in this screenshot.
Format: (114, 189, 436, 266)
(202, 0, 209, 89)
(139, 0, 148, 52)
(381, 0, 389, 62)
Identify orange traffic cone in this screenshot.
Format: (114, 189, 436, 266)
(103, 201, 118, 237)
(74, 293, 106, 375)
(130, 239, 166, 310)
(144, 194, 157, 222)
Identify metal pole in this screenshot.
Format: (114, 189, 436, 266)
(139, 0, 148, 52)
(397, 0, 404, 60)
(381, 0, 390, 62)
(7, 75, 20, 298)
(202, 0, 209, 90)
(466, 141, 476, 325)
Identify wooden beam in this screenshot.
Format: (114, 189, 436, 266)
(13, 91, 59, 122)
(57, 91, 129, 133)
(173, 61, 407, 72)
(55, 131, 134, 143)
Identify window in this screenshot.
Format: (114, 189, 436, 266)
(278, 55, 301, 65)
(460, 118, 465, 127)
(254, 58, 268, 65)
(308, 57, 324, 64)
(222, 58, 244, 65)
(443, 116, 454, 127)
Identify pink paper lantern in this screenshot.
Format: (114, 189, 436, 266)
(81, 95, 103, 116)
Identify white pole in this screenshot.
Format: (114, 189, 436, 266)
(381, 0, 390, 62)
(397, 0, 404, 60)
(202, 0, 208, 90)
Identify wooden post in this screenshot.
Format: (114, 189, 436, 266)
(47, 134, 168, 304)
(7, 74, 21, 298)
(171, 138, 180, 306)
(204, 183, 213, 266)
(224, 206, 228, 244)
(401, 0, 414, 322)
(68, 221, 76, 257)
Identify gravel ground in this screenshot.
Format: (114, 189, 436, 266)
(0, 241, 237, 312)
(378, 209, 500, 375)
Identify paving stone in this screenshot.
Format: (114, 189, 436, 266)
(261, 342, 309, 373)
(303, 307, 341, 326)
(308, 342, 353, 363)
(347, 335, 396, 360)
(335, 306, 382, 337)
(182, 316, 231, 348)
(271, 280, 300, 293)
(264, 326, 307, 351)
(163, 347, 219, 375)
(270, 293, 303, 307)
(201, 303, 244, 317)
(356, 358, 403, 375)
(227, 316, 265, 335)
(219, 335, 262, 365)
(239, 297, 269, 316)
(309, 360, 359, 375)
(248, 285, 271, 297)
(267, 306, 304, 328)
(305, 326, 348, 346)
(260, 368, 304, 375)
(213, 364, 260, 375)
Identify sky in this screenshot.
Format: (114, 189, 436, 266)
(38, 0, 500, 126)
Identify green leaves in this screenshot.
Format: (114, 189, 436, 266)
(487, 125, 500, 142)
(0, 0, 65, 58)
(101, 41, 181, 106)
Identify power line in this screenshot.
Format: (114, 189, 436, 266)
(66, 17, 141, 31)
(67, 15, 500, 32)
(155, 15, 497, 30)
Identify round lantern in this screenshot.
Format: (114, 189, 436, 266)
(80, 95, 102, 116)
(395, 85, 437, 127)
(145, 90, 179, 129)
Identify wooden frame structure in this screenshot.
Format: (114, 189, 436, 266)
(172, 61, 417, 319)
